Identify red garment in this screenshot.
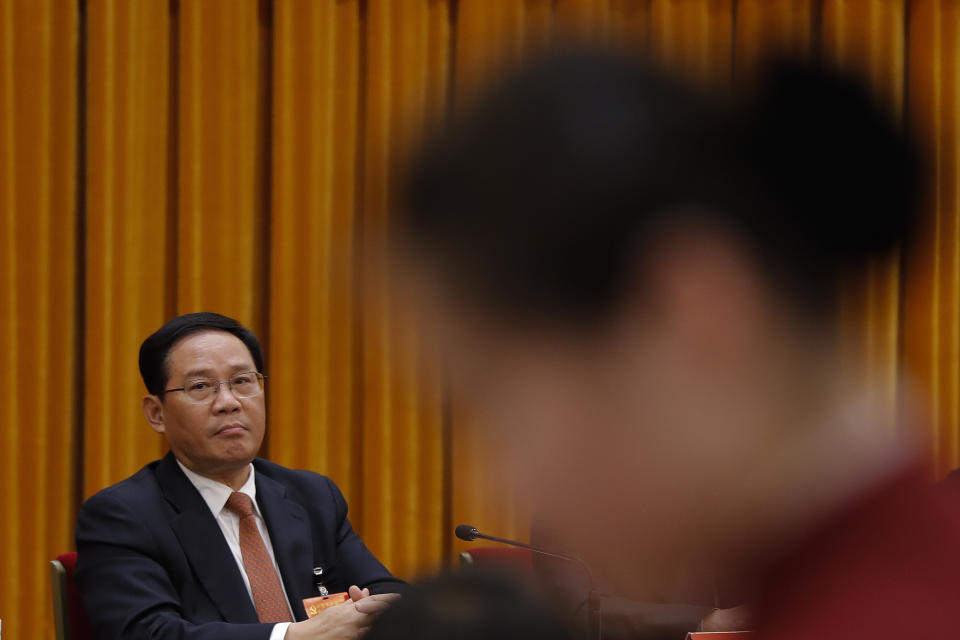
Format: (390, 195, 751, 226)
(753, 466, 960, 640)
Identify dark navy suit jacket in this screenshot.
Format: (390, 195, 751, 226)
(75, 452, 406, 640)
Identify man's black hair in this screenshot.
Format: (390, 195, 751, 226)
(138, 312, 264, 397)
(401, 50, 921, 323)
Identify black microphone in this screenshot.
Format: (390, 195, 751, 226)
(455, 524, 480, 542)
(455, 524, 593, 580)
(455, 523, 602, 640)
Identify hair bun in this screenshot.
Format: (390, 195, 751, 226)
(740, 60, 920, 260)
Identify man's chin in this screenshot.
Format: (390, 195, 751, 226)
(215, 438, 262, 464)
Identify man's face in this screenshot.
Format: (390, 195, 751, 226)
(145, 330, 266, 478)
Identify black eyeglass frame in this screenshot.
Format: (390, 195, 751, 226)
(164, 371, 267, 403)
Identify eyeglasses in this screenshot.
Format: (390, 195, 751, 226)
(165, 371, 266, 404)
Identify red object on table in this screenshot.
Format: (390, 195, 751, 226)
(461, 546, 534, 572)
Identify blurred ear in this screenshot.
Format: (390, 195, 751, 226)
(632, 223, 768, 368)
(142, 395, 166, 434)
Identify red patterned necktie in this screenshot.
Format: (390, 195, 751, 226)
(224, 491, 294, 623)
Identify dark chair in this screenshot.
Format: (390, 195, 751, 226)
(459, 546, 534, 572)
(50, 552, 94, 640)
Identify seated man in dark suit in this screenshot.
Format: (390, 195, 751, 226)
(76, 312, 404, 640)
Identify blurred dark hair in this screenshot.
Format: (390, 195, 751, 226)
(364, 571, 574, 640)
(401, 51, 921, 324)
(138, 312, 264, 397)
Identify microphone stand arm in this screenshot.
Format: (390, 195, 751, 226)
(472, 532, 602, 640)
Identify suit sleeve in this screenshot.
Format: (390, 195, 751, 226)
(325, 479, 409, 595)
(76, 490, 275, 640)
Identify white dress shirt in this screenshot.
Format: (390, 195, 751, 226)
(177, 460, 293, 640)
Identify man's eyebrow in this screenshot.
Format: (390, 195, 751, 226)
(182, 368, 214, 379)
(181, 363, 256, 380)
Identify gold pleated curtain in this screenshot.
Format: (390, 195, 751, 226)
(2, 1, 959, 637)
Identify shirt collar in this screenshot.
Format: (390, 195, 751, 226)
(176, 458, 260, 517)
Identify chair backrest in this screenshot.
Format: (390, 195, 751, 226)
(50, 552, 94, 640)
(459, 546, 534, 572)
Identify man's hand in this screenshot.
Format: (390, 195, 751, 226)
(354, 592, 398, 616)
(348, 585, 370, 602)
(284, 592, 400, 640)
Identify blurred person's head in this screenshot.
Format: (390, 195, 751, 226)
(364, 571, 574, 640)
(139, 312, 266, 486)
(399, 51, 922, 597)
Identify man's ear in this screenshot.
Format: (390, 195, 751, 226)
(143, 395, 167, 434)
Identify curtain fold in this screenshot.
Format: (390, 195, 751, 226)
(1, 1, 78, 636)
(83, 0, 170, 496)
(356, 0, 450, 579)
(824, 0, 907, 433)
(905, 0, 960, 478)
(267, 0, 363, 501)
(176, 0, 270, 330)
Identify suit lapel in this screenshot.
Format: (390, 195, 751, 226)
(255, 467, 315, 621)
(156, 453, 260, 624)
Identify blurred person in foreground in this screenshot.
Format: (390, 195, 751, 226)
(76, 312, 403, 640)
(364, 571, 575, 640)
(396, 50, 960, 640)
